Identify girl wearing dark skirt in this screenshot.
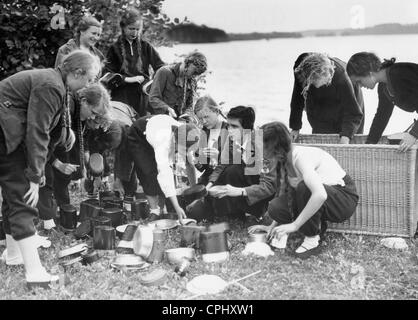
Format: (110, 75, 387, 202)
(250, 122, 359, 259)
(347, 52, 418, 151)
(106, 8, 165, 117)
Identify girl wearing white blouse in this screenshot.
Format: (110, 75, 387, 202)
(250, 121, 359, 259)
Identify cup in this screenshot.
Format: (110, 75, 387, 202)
(180, 225, 207, 249)
(93, 226, 116, 250)
(79, 200, 102, 222)
(59, 204, 78, 230)
(132, 199, 149, 220)
(199, 231, 230, 263)
(100, 207, 125, 227)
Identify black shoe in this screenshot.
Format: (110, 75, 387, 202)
(293, 245, 322, 260)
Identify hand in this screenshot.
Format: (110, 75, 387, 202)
(399, 132, 417, 152)
(54, 160, 79, 175)
(167, 107, 177, 118)
(290, 130, 300, 142)
(113, 178, 125, 198)
(270, 223, 298, 240)
(339, 136, 350, 144)
(248, 225, 270, 234)
(175, 206, 187, 224)
(213, 184, 243, 198)
(24, 181, 39, 207)
(202, 147, 219, 159)
(125, 76, 145, 84)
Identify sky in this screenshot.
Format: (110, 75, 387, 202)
(162, 0, 418, 33)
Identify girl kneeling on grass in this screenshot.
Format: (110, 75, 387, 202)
(0, 50, 101, 289)
(250, 121, 359, 259)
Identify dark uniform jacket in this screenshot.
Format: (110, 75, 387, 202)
(105, 36, 164, 116)
(0, 68, 66, 183)
(367, 63, 418, 143)
(208, 131, 277, 206)
(290, 53, 364, 139)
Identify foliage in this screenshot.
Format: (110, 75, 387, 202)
(0, 0, 177, 80)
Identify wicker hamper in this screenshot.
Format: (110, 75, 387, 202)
(296, 134, 418, 237)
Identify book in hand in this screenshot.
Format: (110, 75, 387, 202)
(100, 72, 124, 90)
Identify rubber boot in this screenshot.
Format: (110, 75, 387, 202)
(1, 234, 24, 265)
(17, 235, 59, 290)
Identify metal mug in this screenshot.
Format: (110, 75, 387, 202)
(100, 207, 125, 228)
(59, 204, 78, 230)
(132, 199, 149, 220)
(180, 225, 207, 249)
(93, 225, 116, 250)
(79, 200, 102, 222)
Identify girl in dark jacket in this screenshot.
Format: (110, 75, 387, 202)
(0, 50, 102, 289)
(105, 8, 165, 117)
(347, 52, 418, 151)
(289, 52, 364, 144)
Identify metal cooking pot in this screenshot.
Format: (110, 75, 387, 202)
(132, 225, 154, 259)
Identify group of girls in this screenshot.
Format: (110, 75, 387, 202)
(2, 2, 418, 290)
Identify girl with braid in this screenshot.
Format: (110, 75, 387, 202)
(249, 122, 359, 259)
(0, 50, 101, 288)
(105, 7, 165, 117)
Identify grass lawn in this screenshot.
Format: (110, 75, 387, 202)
(0, 216, 417, 300)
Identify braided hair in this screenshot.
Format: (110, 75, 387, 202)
(261, 121, 294, 220)
(119, 8, 143, 75)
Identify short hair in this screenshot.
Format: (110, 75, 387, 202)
(227, 106, 255, 130)
(76, 16, 102, 38)
(120, 7, 142, 29)
(184, 51, 207, 75)
(347, 52, 396, 77)
(78, 83, 112, 130)
(194, 95, 221, 114)
(60, 50, 101, 78)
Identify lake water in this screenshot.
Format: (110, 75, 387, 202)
(158, 34, 418, 135)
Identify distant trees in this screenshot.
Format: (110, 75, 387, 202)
(167, 23, 229, 43)
(0, 0, 176, 80)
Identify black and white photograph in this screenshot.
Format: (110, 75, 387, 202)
(0, 0, 417, 304)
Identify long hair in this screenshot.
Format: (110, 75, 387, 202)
(294, 53, 335, 101)
(227, 106, 255, 130)
(347, 52, 396, 77)
(261, 121, 294, 220)
(119, 8, 143, 75)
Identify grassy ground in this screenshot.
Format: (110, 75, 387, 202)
(0, 215, 417, 300)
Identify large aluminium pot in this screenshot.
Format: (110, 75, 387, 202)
(132, 225, 154, 259)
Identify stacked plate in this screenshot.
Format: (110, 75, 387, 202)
(110, 254, 149, 271)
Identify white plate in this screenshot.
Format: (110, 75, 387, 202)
(186, 275, 228, 295)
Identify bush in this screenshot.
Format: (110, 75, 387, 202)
(0, 0, 176, 80)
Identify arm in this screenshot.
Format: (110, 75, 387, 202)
(291, 158, 328, 230)
(148, 68, 171, 114)
(366, 84, 395, 144)
(244, 157, 278, 205)
(337, 73, 363, 140)
(289, 74, 305, 132)
(25, 85, 64, 183)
